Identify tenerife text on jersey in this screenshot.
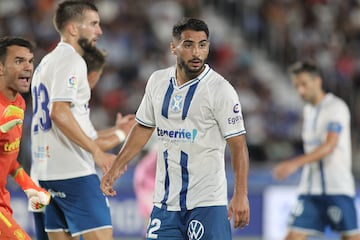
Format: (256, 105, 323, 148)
(157, 127, 197, 143)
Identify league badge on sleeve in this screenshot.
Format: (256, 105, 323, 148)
(67, 75, 78, 89)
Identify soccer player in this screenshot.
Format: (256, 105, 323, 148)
(101, 17, 250, 239)
(272, 60, 360, 240)
(30, 45, 135, 240)
(0, 36, 50, 240)
(30, 1, 116, 239)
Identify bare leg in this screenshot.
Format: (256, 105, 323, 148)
(48, 231, 80, 240)
(284, 230, 308, 240)
(342, 233, 360, 240)
(82, 228, 113, 240)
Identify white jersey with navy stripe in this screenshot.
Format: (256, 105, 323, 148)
(298, 93, 355, 196)
(136, 64, 246, 211)
(31, 42, 97, 181)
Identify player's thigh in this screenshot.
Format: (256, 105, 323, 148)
(0, 209, 32, 240)
(146, 206, 184, 240)
(145, 205, 231, 240)
(328, 195, 359, 233)
(186, 206, 231, 240)
(342, 233, 360, 240)
(40, 175, 112, 235)
(82, 227, 112, 240)
(47, 231, 80, 240)
(289, 195, 325, 233)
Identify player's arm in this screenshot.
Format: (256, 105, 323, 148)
(11, 166, 50, 210)
(95, 113, 136, 151)
(50, 101, 115, 173)
(101, 123, 154, 196)
(227, 134, 250, 229)
(273, 131, 339, 180)
(0, 105, 24, 133)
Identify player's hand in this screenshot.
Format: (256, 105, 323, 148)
(100, 164, 127, 196)
(92, 149, 116, 174)
(272, 159, 299, 180)
(0, 105, 24, 133)
(228, 194, 250, 229)
(24, 188, 51, 210)
(115, 113, 135, 136)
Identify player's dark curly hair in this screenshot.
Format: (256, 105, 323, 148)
(54, 0, 98, 33)
(0, 36, 34, 63)
(172, 17, 209, 40)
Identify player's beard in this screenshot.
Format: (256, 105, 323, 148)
(78, 38, 95, 53)
(178, 57, 205, 79)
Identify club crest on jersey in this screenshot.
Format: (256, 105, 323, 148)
(67, 76, 77, 89)
(170, 95, 183, 112)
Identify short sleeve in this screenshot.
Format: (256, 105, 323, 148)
(213, 80, 246, 139)
(136, 73, 156, 127)
(50, 56, 87, 103)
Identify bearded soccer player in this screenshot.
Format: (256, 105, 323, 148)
(101, 17, 250, 239)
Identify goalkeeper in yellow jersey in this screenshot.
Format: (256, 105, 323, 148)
(0, 36, 50, 240)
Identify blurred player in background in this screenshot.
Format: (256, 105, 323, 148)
(84, 46, 135, 150)
(273, 60, 360, 240)
(0, 36, 50, 240)
(101, 17, 250, 239)
(30, 1, 118, 239)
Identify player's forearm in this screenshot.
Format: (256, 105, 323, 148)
(12, 167, 41, 190)
(95, 134, 120, 151)
(97, 126, 116, 138)
(112, 123, 154, 170)
(228, 135, 249, 196)
(294, 132, 339, 166)
(50, 102, 100, 154)
(295, 144, 336, 166)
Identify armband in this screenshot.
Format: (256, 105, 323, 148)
(114, 129, 126, 142)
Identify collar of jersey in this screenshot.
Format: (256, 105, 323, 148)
(171, 64, 211, 89)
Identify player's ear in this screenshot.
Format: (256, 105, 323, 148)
(68, 22, 78, 36)
(0, 62, 4, 76)
(170, 41, 176, 56)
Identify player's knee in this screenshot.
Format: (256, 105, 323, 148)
(284, 230, 307, 240)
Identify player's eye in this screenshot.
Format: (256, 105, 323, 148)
(183, 42, 193, 49)
(199, 42, 208, 49)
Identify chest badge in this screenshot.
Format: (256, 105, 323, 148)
(170, 95, 183, 112)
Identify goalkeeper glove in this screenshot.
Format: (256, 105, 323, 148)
(13, 167, 50, 210)
(0, 105, 24, 133)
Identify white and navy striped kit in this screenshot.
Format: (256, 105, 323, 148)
(298, 93, 355, 197)
(136, 64, 246, 211)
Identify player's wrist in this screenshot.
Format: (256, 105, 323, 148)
(114, 129, 126, 142)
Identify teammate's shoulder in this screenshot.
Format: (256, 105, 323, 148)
(147, 66, 174, 85)
(326, 93, 348, 108)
